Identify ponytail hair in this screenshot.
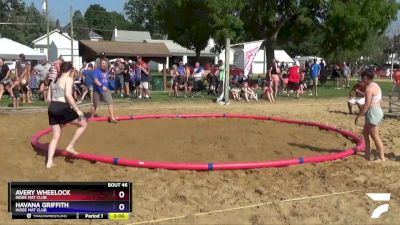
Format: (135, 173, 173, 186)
(55, 61, 73, 83)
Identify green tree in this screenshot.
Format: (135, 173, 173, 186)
(155, 0, 244, 58)
(84, 4, 133, 40)
(124, 0, 163, 37)
(71, 10, 89, 40)
(155, 0, 215, 58)
(240, 0, 398, 67)
(0, 1, 51, 46)
(209, 0, 244, 53)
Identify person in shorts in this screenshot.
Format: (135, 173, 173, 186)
(137, 57, 151, 99)
(80, 63, 94, 102)
(348, 79, 365, 115)
(390, 65, 400, 101)
(309, 58, 321, 96)
(355, 70, 385, 161)
(34, 59, 51, 101)
(342, 62, 350, 88)
(91, 58, 118, 123)
(287, 61, 301, 98)
(0, 57, 13, 100)
(46, 61, 87, 169)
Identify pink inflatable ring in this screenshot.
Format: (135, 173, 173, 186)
(31, 114, 365, 170)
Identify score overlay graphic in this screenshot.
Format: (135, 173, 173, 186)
(8, 182, 132, 220)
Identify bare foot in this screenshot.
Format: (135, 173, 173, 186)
(46, 163, 56, 169)
(66, 147, 79, 155)
(372, 158, 386, 163)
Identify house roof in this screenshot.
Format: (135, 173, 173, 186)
(144, 39, 217, 57)
(32, 29, 71, 44)
(79, 40, 171, 60)
(89, 30, 103, 39)
(112, 30, 151, 42)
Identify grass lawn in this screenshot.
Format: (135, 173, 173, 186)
(0, 79, 394, 108)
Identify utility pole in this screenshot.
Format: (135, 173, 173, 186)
(70, 5, 74, 65)
(45, 0, 49, 60)
(224, 38, 230, 104)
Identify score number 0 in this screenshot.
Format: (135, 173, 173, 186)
(118, 191, 126, 211)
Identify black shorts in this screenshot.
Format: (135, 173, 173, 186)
(288, 81, 300, 90)
(123, 74, 131, 84)
(48, 101, 79, 125)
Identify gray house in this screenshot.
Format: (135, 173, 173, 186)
(111, 28, 151, 42)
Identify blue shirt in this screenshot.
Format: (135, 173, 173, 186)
(93, 68, 109, 93)
(177, 65, 185, 76)
(83, 70, 94, 86)
(310, 63, 321, 78)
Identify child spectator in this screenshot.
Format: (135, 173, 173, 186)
(242, 81, 258, 102)
(263, 80, 275, 103)
(230, 80, 241, 101)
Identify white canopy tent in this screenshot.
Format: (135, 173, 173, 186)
(274, 50, 294, 64)
(0, 38, 46, 60)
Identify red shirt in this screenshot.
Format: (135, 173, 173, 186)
(394, 70, 400, 86)
(288, 66, 300, 83)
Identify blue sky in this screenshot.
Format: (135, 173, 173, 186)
(24, 0, 126, 26)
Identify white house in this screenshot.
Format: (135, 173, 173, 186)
(32, 29, 82, 68)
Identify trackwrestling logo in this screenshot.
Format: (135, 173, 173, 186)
(367, 193, 391, 218)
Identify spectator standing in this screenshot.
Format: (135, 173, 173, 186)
(34, 59, 51, 100)
(269, 59, 281, 98)
(138, 57, 151, 99)
(81, 63, 94, 102)
(91, 59, 118, 123)
(192, 62, 204, 95)
(176, 61, 187, 97)
(169, 65, 178, 96)
(310, 58, 321, 96)
(390, 65, 400, 101)
(288, 61, 301, 99)
(114, 59, 125, 97)
(0, 58, 13, 100)
(216, 60, 225, 102)
(343, 62, 350, 88)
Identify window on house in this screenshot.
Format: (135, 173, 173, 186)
(40, 48, 44, 53)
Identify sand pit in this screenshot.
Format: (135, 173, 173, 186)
(0, 99, 399, 225)
(39, 117, 354, 165)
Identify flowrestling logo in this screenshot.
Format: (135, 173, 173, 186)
(367, 193, 391, 219)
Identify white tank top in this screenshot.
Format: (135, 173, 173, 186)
(369, 82, 382, 103)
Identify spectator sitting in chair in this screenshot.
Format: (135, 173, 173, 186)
(348, 79, 366, 115)
(191, 62, 204, 96)
(175, 61, 187, 97)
